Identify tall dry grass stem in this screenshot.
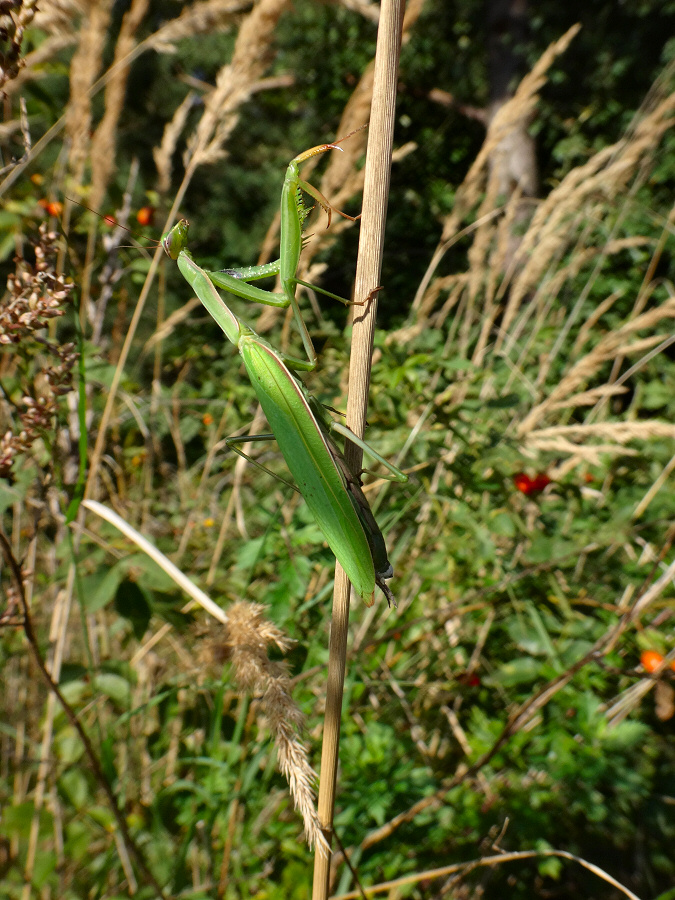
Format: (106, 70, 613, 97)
(312, 0, 405, 896)
(64, 0, 113, 183)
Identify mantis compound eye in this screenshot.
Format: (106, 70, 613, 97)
(162, 219, 189, 260)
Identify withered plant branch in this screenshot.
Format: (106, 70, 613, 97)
(0, 531, 168, 900)
(331, 848, 642, 900)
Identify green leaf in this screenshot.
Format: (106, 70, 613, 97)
(92, 673, 132, 708)
(491, 656, 543, 687)
(59, 680, 88, 706)
(0, 802, 52, 838)
(59, 769, 90, 809)
(654, 889, 675, 900)
(114, 580, 152, 639)
(537, 854, 563, 880)
(490, 510, 517, 536)
(602, 719, 649, 749)
(32, 849, 57, 889)
(54, 726, 84, 765)
(80, 566, 123, 612)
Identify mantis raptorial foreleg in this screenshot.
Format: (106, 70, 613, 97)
(165, 138, 364, 374)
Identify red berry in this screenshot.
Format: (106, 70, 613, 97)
(513, 472, 550, 496)
(513, 473, 534, 494)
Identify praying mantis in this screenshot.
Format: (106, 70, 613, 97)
(163, 139, 407, 606)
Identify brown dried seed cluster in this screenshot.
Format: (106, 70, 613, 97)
(0, 0, 38, 90)
(0, 225, 72, 344)
(0, 223, 76, 477)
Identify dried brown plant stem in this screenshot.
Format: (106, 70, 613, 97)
(79, 0, 151, 325)
(312, 1, 405, 897)
(330, 848, 642, 900)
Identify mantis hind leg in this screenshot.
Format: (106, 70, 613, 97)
(329, 421, 408, 483)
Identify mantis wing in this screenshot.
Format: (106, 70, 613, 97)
(239, 336, 377, 606)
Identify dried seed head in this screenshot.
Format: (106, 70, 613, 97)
(0, 223, 77, 477)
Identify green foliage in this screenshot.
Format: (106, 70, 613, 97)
(2, 1, 675, 899)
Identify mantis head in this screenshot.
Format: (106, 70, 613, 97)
(162, 219, 189, 260)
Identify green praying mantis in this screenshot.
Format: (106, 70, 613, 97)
(162, 139, 407, 606)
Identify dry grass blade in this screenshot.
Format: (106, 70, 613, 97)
(517, 296, 675, 436)
(154, 91, 198, 193)
(184, 0, 290, 172)
(146, 0, 251, 53)
(89, 0, 151, 210)
(330, 848, 643, 900)
(527, 420, 675, 446)
(65, 0, 114, 180)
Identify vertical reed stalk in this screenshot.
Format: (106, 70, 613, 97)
(312, 1, 405, 896)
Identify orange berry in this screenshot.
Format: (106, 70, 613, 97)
(38, 199, 63, 217)
(136, 206, 154, 226)
(202, 413, 214, 426)
(641, 650, 664, 673)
